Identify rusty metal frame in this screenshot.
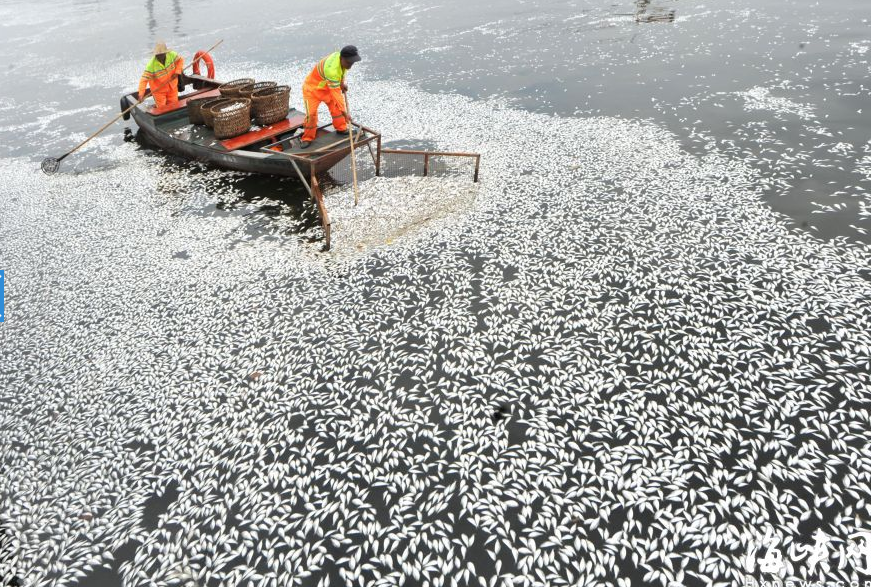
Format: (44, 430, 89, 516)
(261, 121, 335, 153)
(264, 124, 380, 167)
(257, 126, 483, 250)
(373, 135, 382, 176)
(310, 174, 330, 250)
(377, 147, 481, 182)
(258, 123, 383, 251)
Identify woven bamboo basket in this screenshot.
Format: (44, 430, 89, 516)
(226, 82, 277, 101)
(235, 81, 275, 99)
(200, 98, 232, 128)
(211, 98, 252, 139)
(252, 81, 277, 93)
(251, 85, 290, 126)
(236, 83, 256, 99)
(218, 78, 255, 98)
(186, 96, 214, 125)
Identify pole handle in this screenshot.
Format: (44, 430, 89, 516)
(344, 91, 360, 206)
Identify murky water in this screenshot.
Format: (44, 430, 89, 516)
(2, 1, 871, 586)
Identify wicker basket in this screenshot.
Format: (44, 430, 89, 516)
(200, 98, 232, 128)
(211, 98, 252, 139)
(236, 81, 276, 99)
(236, 84, 256, 99)
(252, 81, 277, 93)
(251, 85, 290, 126)
(218, 78, 255, 98)
(186, 96, 214, 125)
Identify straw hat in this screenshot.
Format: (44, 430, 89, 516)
(152, 40, 169, 55)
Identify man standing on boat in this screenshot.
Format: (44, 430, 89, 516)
(299, 46, 361, 148)
(138, 41, 185, 108)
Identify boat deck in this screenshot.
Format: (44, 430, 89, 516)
(221, 116, 306, 150)
(144, 100, 352, 156)
(280, 128, 357, 156)
(130, 81, 366, 159)
(146, 105, 312, 153)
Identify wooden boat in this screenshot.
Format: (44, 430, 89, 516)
(121, 73, 382, 249)
(122, 74, 380, 179)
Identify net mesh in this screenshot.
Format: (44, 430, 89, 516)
(316, 145, 377, 188)
(380, 152, 479, 180)
(308, 140, 480, 251)
(316, 144, 479, 188)
(41, 157, 61, 174)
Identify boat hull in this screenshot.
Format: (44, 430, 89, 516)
(125, 93, 314, 178)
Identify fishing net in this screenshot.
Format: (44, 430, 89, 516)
(315, 144, 378, 188)
(378, 150, 480, 181)
(305, 134, 481, 251)
(316, 144, 480, 188)
(41, 157, 61, 174)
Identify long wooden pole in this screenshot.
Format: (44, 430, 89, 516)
(42, 39, 223, 173)
(343, 90, 360, 206)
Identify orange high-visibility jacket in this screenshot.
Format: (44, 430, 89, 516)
(303, 51, 347, 106)
(138, 51, 184, 99)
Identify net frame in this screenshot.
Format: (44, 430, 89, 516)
(260, 125, 481, 251)
(41, 157, 61, 174)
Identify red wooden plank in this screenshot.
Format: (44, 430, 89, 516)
(147, 88, 221, 116)
(220, 115, 306, 151)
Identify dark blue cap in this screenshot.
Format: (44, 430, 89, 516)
(340, 45, 361, 63)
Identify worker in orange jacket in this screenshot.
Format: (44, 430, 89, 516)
(300, 45, 361, 148)
(138, 41, 185, 108)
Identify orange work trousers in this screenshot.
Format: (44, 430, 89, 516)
(301, 82, 347, 142)
(151, 85, 179, 108)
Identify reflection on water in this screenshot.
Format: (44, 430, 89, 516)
(145, 0, 183, 40)
(635, 0, 676, 23)
(145, 0, 155, 37)
(172, 0, 182, 35)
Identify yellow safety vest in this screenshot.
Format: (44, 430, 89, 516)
(313, 51, 346, 90)
(142, 51, 182, 85)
